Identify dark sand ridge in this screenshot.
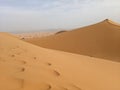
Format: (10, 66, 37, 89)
(25, 19, 120, 62)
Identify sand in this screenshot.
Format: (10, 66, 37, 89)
(15, 32, 56, 40)
(0, 32, 120, 90)
(25, 19, 120, 62)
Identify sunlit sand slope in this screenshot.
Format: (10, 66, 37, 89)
(0, 32, 120, 90)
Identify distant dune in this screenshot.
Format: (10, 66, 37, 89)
(25, 19, 120, 62)
(0, 32, 120, 90)
(55, 30, 67, 35)
(15, 32, 56, 40)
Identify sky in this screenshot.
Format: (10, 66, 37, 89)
(0, 0, 120, 33)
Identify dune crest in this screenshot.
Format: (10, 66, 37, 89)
(25, 19, 120, 62)
(103, 19, 120, 26)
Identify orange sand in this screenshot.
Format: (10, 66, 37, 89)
(25, 19, 120, 62)
(0, 32, 120, 90)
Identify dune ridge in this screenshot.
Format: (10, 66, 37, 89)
(0, 32, 120, 90)
(105, 19, 120, 26)
(25, 19, 120, 62)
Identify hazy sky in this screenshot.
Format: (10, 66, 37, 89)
(0, 0, 120, 33)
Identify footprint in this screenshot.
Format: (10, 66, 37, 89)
(47, 84, 52, 90)
(11, 55, 15, 57)
(33, 57, 37, 60)
(31, 83, 52, 90)
(21, 61, 27, 64)
(53, 70, 60, 76)
(20, 68, 25, 72)
(15, 67, 26, 73)
(46, 62, 52, 66)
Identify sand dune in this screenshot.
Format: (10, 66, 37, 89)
(0, 32, 120, 90)
(25, 19, 120, 62)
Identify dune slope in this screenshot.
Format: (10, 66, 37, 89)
(0, 32, 120, 90)
(26, 19, 120, 62)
